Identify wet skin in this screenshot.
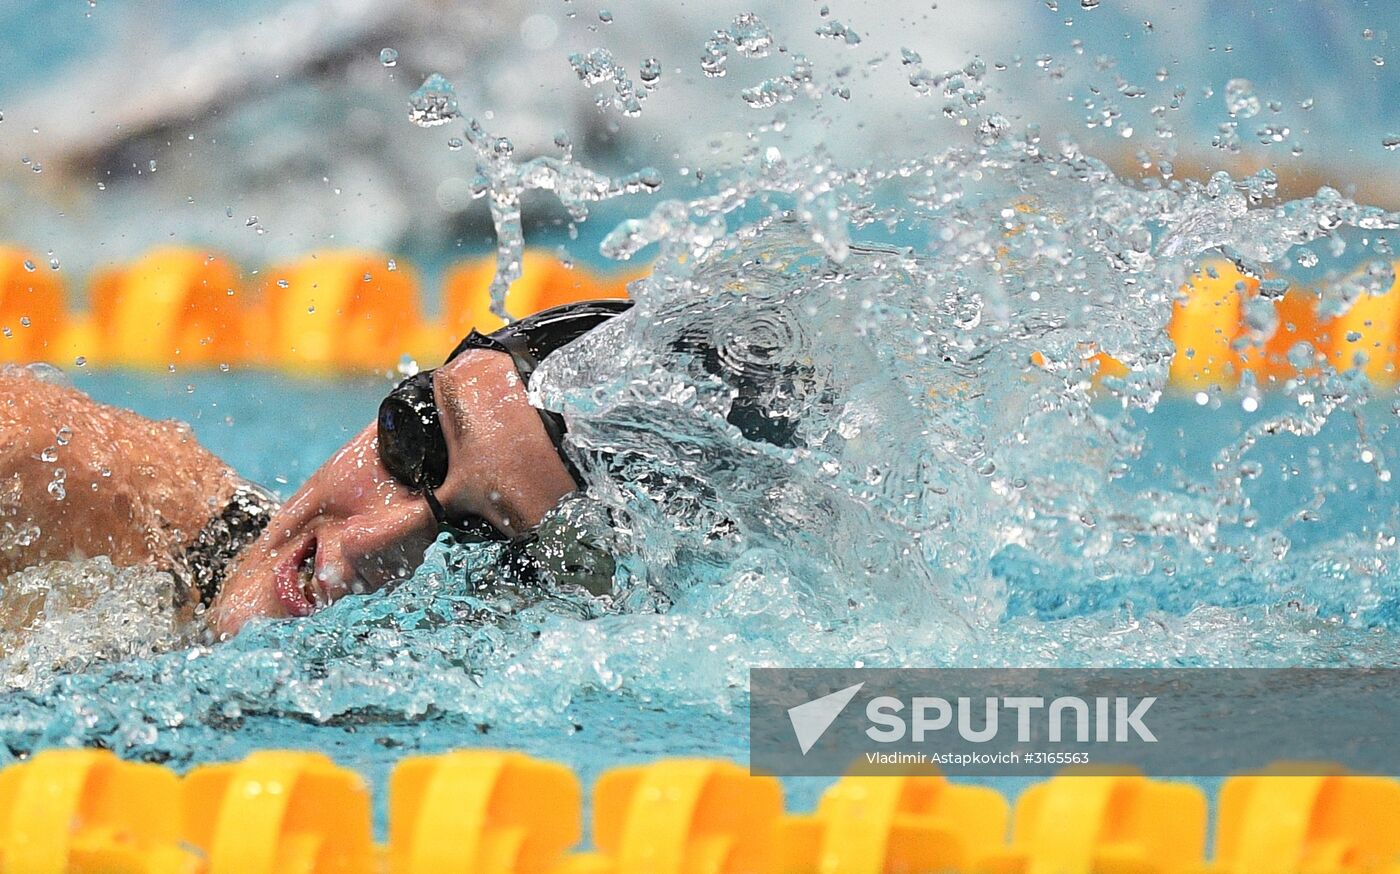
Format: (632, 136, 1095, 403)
(208, 348, 578, 637)
(0, 369, 238, 582)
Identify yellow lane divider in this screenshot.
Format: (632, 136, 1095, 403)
(440, 250, 632, 340)
(0, 248, 66, 365)
(1167, 262, 1250, 389)
(976, 772, 1206, 873)
(183, 751, 374, 874)
(775, 773, 1008, 873)
(2, 749, 1399, 873)
(257, 251, 422, 374)
(388, 750, 580, 874)
(1212, 766, 1400, 873)
(571, 759, 782, 874)
(0, 748, 194, 874)
(1, 244, 1398, 386)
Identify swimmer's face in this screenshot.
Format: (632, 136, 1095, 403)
(208, 425, 437, 637)
(208, 350, 578, 637)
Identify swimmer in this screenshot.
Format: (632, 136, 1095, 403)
(0, 366, 276, 626)
(0, 303, 626, 637)
(3, 298, 798, 638)
(210, 300, 634, 636)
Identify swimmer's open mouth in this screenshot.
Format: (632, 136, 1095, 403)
(274, 537, 323, 618)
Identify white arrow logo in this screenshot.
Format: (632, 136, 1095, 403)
(787, 682, 864, 755)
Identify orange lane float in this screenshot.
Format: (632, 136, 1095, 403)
(74, 248, 251, 369)
(1326, 266, 1400, 383)
(438, 251, 634, 335)
(775, 772, 1009, 873)
(1168, 260, 1333, 389)
(2, 750, 1400, 872)
(257, 251, 422, 373)
(1210, 768, 1400, 874)
(975, 772, 1208, 874)
(388, 750, 581, 874)
(0, 748, 195, 874)
(1167, 261, 1251, 389)
(561, 759, 784, 874)
(4, 244, 1400, 386)
(182, 751, 375, 874)
(0, 248, 67, 365)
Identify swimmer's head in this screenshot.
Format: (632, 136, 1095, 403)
(207, 347, 579, 637)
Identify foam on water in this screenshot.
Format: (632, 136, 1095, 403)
(2, 13, 1400, 767)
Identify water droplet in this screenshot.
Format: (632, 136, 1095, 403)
(569, 49, 647, 116)
(1080, 0, 1099, 8)
(638, 57, 662, 84)
(147, 159, 157, 172)
(19, 317, 30, 328)
(408, 73, 461, 127)
(1384, 135, 1400, 151)
(1373, 55, 1386, 67)
(379, 47, 398, 67)
(815, 19, 861, 45)
(55, 427, 71, 446)
(729, 12, 773, 57)
(74, 356, 86, 367)
(22, 260, 34, 272)
(1363, 28, 1375, 39)
(701, 39, 729, 77)
(1224, 78, 1260, 117)
(598, 9, 612, 23)
(447, 137, 464, 151)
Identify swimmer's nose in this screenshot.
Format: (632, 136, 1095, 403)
(335, 502, 437, 593)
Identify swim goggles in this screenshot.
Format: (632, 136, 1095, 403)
(376, 299, 633, 542)
(377, 369, 507, 542)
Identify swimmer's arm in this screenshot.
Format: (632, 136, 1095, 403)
(0, 371, 236, 578)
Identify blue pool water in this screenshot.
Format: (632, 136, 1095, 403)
(0, 360, 1387, 830)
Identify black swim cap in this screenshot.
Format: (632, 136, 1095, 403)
(445, 299, 634, 478)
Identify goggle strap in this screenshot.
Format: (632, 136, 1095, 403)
(422, 487, 451, 529)
(424, 486, 510, 543)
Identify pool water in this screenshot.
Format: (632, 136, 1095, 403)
(1, 360, 1393, 830)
